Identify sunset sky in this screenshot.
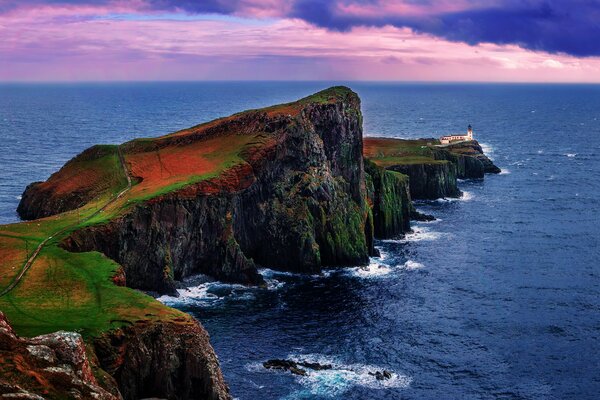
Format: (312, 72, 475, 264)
(2, 0, 600, 82)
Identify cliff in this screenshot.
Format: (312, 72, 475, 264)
(364, 138, 500, 200)
(31, 87, 374, 294)
(364, 159, 412, 238)
(1, 87, 377, 399)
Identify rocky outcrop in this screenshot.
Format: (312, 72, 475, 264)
(0, 312, 121, 400)
(441, 140, 501, 175)
(387, 161, 461, 200)
(60, 87, 373, 294)
(94, 318, 230, 400)
(364, 159, 412, 238)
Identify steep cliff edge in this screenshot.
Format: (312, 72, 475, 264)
(364, 159, 412, 238)
(30, 87, 374, 294)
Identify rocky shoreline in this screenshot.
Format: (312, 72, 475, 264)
(1, 87, 499, 399)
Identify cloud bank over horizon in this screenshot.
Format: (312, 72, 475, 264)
(1, 0, 600, 81)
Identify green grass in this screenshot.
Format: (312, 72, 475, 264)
(364, 137, 447, 167)
(0, 242, 181, 338)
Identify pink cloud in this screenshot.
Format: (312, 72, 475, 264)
(1, 4, 600, 81)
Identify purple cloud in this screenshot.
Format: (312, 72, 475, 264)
(3, 0, 600, 57)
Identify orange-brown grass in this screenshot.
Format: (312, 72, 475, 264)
(33, 146, 126, 205)
(124, 133, 264, 201)
(0, 236, 29, 288)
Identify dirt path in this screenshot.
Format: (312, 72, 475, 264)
(0, 146, 132, 298)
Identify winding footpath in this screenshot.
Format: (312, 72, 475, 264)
(0, 146, 132, 298)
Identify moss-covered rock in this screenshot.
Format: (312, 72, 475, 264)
(364, 159, 411, 238)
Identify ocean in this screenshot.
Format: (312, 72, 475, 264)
(1, 82, 599, 399)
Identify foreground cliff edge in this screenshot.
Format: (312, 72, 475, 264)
(1, 87, 499, 399)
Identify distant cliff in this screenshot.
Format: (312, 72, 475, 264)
(364, 138, 500, 200)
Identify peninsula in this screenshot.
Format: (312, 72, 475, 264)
(0, 87, 498, 399)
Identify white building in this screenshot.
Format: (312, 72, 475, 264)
(440, 125, 473, 144)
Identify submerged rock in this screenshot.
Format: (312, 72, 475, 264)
(369, 370, 393, 380)
(263, 359, 333, 376)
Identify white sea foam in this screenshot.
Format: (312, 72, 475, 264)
(15, 195, 22, 200)
(537, 149, 544, 154)
(402, 260, 425, 270)
(157, 274, 284, 306)
(434, 190, 473, 203)
(499, 168, 510, 175)
(565, 153, 577, 158)
(349, 262, 393, 278)
(383, 226, 446, 243)
(479, 142, 494, 160)
(266, 354, 412, 398)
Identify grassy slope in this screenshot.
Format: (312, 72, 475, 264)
(364, 137, 448, 167)
(0, 86, 352, 338)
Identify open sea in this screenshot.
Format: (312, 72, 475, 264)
(1, 82, 599, 399)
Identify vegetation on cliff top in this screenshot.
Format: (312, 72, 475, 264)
(364, 137, 449, 166)
(0, 86, 360, 339)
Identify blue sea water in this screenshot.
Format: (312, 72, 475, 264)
(1, 82, 600, 399)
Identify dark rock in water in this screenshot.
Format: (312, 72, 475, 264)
(263, 359, 332, 376)
(263, 359, 307, 376)
(410, 209, 435, 222)
(369, 370, 393, 380)
(297, 361, 333, 371)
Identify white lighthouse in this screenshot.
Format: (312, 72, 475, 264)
(440, 125, 474, 144)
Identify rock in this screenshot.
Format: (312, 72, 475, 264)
(369, 369, 393, 380)
(0, 312, 121, 400)
(94, 318, 230, 400)
(263, 359, 332, 376)
(410, 209, 436, 222)
(388, 161, 461, 200)
(364, 159, 412, 239)
(441, 140, 501, 176)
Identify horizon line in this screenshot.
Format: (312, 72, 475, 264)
(2, 80, 600, 85)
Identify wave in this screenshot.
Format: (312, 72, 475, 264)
(564, 153, 577, 158)
(478, 142, 494, 160)
(157, 275, 284, 306)
(499, 168, 510, 175)
(259, 354, 412, 398)
(434, 191, 473, 203)
(383, 226, 446, 243)
(15, 195, 22, 200)
(402, 260, 425, 270)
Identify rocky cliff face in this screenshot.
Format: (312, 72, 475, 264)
(0, 312, 121, 400)
(363, 138, 500, 201)
(364, 159, 412, 238)
(94, 318, 230, 400)
(441, 140, 501, 175)
(57, 87, 373, 294)
(387, 161, 461, 200)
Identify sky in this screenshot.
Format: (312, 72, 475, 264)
(2, 0, 600, 82)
